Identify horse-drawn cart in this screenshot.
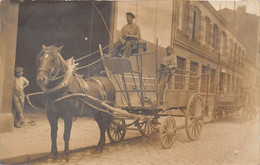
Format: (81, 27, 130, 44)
(27, 42, 208, 154)
(213, 88, 257, 122)
(96, 42, 206, 148)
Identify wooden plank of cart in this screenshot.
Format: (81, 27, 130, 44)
(99, 39, 208, 149)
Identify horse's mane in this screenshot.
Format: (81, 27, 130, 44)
(36, 45, 68, 73)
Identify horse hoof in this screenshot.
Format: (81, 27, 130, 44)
(49, 152, 58, 160)
(95, 146, 103, 153)
(64, 151, 70, 157)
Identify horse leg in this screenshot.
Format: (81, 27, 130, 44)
(94, 113, 107, 152)
(48, 115, 58, 158)
(63, 112, 73, 156)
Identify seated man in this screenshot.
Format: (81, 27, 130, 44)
(109, 12, 141, 58)
(158, 46, 177, 106)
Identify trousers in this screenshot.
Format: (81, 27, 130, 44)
(13, 88, 25, 127)
(110, 39, 138, 58)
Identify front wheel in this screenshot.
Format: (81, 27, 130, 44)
(159, 116, 177, 149)
(185, 94, 205, 141)
(136, 118, 158, 137)
(107, 118, 126, 143)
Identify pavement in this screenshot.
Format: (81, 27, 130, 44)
(0, 107, 213, 164)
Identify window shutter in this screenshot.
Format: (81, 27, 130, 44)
(208, 24, 213, 46)
(216, 30, 221, 51)
(227, 38, 233, 61)
(198, 15, 204, 43)
(223, 36, 227, 56)
(186, 6, 193, 36)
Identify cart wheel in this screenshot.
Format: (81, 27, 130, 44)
(137, 118, 157, 137)
(185, 94, 204, 141)
(159, 116, 177, 149)
(107, 118, 126, 143)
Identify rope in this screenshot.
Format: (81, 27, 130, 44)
(75, 2, 119, 63)
(89, 4, 94, 54)
(75, 58, 103, 71)
(75, 43, 112, 62)
(92, 2, 113, 42)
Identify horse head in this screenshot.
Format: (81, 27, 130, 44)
(36, 45, 68, 88)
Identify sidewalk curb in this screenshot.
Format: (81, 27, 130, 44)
(0, 118, 214, 164)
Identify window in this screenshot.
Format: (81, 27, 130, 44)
(227, 74, 231, 94)
(221, 32, 227, 56)
(197, 15, 205, 43)
(234, 43, 237, 64)
(200, 65, 207, 93)
(192, 10, 197, 39)
(174, 57, 186, 90)
(213, 24, 220, 50)
(205, 17, 212, 47)
(228, 38, 233, 62)
(185, 5, 194, 36)
(210, 69, 216, 93)
(189, 61, 199, 90)
(219, 72, 225, 93)
(238, 47, 241, 65)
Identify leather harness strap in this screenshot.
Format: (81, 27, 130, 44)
(89, 77, 107, 102)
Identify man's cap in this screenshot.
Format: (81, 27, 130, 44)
(126, 12, 135, 18)
(15, 67, 24, 73)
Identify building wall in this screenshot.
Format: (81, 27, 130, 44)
(0, 0, 20, 132)
(174, 0, 245, 98)
(114, 0, 173, 48)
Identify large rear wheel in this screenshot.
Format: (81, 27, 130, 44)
(185, 94, 205, 141)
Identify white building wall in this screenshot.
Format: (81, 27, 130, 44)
(115, 0, 173, 48)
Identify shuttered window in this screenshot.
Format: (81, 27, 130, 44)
(175, 56, 186, 90)
(189, 61, 199, 90)
(185, 5, 193, 36)
(238, 47, 241, 65)
(207, 23, 213, 47)
(227, 38, 233, 62)
(213, 24, 220, 50)
(200, 65, 207, 93)
(192, 10, 197, 39)
(221, 32, 227, 56)
(197, 15, 204, 43)
(234, 44, 237, 64)
(210, 69, 216, 93)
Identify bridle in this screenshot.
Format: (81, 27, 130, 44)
(37, 51, 61, 82)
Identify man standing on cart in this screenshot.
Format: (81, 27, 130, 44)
(158, 46, 177, 106)
(109, 12, 141, 58)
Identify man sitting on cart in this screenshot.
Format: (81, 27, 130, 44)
(108, 12, 141, 58)
(158, 46, 177, 106)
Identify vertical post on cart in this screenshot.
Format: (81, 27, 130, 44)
(155, 38, 159, 106)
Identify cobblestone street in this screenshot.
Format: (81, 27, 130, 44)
(32, 116, 259, 165)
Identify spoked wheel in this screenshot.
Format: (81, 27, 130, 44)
(185, 94, 205, 141)
(107, 118, 126, 143)
(159, 116, 177, 149)
(136, 118, 158, 137)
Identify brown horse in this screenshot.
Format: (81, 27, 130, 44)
(36, 45, 115, 157)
